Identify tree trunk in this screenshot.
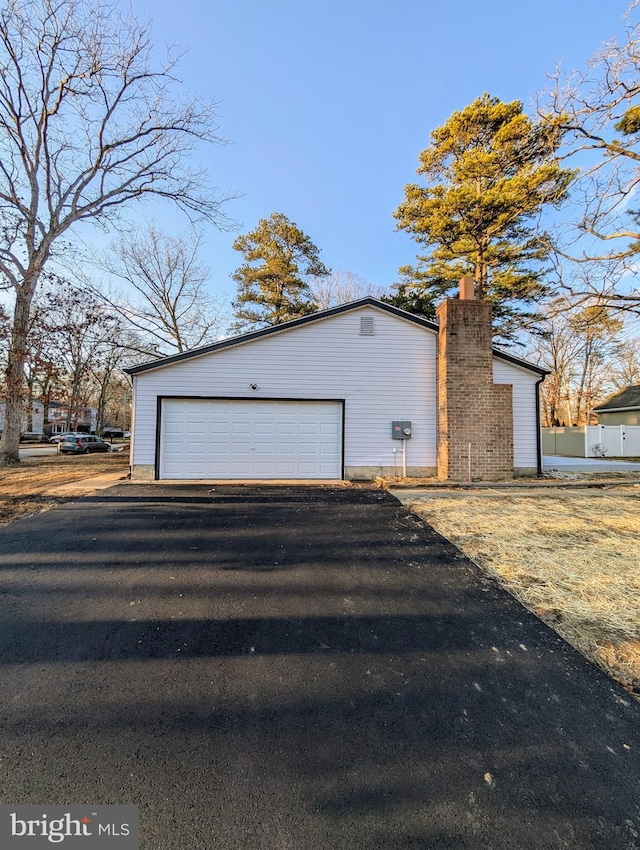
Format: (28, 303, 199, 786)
(26, 376, 35, 432)
(95, 368, 114, 435)
(0, 286, 35, 463)
(575, 338, 592, 426)
(475, 238, 487, 300)
(42, 381, 53, 435)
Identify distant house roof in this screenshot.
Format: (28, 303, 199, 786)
(593, 385, 640, 413)
(124, 298, 548, 377)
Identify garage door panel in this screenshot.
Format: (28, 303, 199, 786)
(254, 462, 277, 474)
(254, 423, 275, 435)
(321, 423, 339, 435)
(232, 422, 252, 435)
(275, 462, 297, 474)
(166, 448, 186, 457)
(299, 462, 321, 474)
(299, 423, 319, 435)
(160, 400, 342, 479)
(210, 422, 230, 435)
(320, 443, 338, 455)
(254, 442, 275, 454)
(276, 442, 295, 453)
(207, 462, 231, 474)
(164, 422, 185, 435)
(276, 423, 296, 435)
(299, 443, 319, 455)
(189, 405, 208, 413)
(230, 462, 252, 475)
(209, 442, 230, 454)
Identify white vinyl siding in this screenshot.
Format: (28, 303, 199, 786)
(132, 307, 437, 476)
(493, 360, 540, 469)
(131, 305, 542, 478)
(160, 399, 342, 479)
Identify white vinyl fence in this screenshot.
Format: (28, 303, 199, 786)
(586, 425, 640, 458)
(543, 425, 640, 458)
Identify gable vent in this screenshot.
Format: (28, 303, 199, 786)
(360, 316, 375, 335)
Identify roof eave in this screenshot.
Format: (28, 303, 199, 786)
(593, 405, 640, 413)
(491, 349, 548, 377)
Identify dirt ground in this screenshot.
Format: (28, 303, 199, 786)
(0, 450, 130, 526)
(401, 483, 640, 696)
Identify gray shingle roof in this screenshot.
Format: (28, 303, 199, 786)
(593, 385, 640, 412)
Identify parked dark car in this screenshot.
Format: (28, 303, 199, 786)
(19, 432, 47, 443)
(102, 427, 124, 438)
(60, 435, 112, 454)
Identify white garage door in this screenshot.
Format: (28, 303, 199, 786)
(160, 399, 342, 480)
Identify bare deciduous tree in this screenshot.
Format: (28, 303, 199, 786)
(309, 270, 387, 310)
(543, 2, 640, 313)
(611, 335, 640, 387)
(89, 334, 132, 435)
(0, 0, 230, 461)
(39, 286, 120, 432)
(528, 301, 624, 425)
(102, 224, 225, 356)
(22, 297, 65, 432)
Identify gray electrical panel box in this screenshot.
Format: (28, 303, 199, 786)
(392, 421, 412, 440)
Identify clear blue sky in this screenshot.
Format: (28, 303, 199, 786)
(135, 0, 630, 302)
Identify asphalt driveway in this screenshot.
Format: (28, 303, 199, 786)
(0, 484, 639, 849)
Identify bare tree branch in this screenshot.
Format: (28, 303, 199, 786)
(541, 2, 640, 266)
(309, 270, 387, 310)
(96, 223, 226, 356)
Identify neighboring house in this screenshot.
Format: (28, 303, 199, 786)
(0, 400, 97, 435)
(125, 286, 547, 482)
(0, 401, 45, 435)
(592, 385, 640, 426)
(46, 401, 97, 434)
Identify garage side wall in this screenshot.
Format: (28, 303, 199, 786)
(492, 360, 541, 473)
(596, 410, 640, 426)
(131, 308, 437, 480)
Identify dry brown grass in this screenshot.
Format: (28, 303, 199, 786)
(405, 488, 640, 694)
(0, 451, 129, 525)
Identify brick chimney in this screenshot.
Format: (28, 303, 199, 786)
(436, 278, 514, 481)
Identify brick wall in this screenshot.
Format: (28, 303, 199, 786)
(436, 297, 514, 481)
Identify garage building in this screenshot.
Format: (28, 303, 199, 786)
(126, 291, 546, 482)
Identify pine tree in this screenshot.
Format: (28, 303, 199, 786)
(393, 93, 574, 340)
(231, 213, 330, 331)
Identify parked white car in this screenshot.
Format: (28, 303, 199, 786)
(49, 432, 83, 444)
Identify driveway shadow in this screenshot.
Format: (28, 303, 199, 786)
(0, 484, 639, 850)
